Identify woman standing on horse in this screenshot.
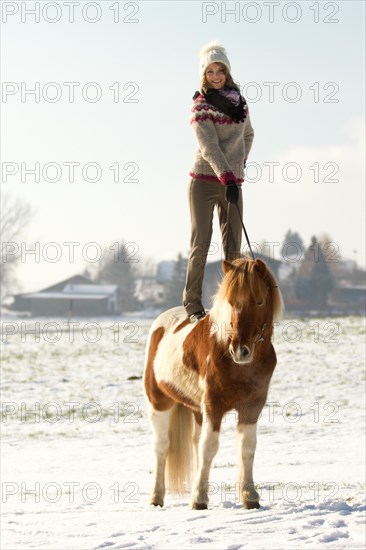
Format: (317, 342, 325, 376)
(183, 41, 255, 323)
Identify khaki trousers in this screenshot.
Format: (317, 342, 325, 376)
(183, 178, 243, 316)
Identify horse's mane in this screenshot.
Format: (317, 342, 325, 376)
(212, 257, 283, 321)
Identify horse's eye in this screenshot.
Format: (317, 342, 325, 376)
(256, 300, 264, 306)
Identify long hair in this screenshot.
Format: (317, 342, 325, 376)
(201, 62, 240, 94)
(211, 258, 284, 326)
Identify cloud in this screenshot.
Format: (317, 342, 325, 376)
(267, 116, 365, 264)
(242, 117, 365, 266)
(271, 116, 364, 197)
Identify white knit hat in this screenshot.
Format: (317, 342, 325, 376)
(199, 41, 231, 79)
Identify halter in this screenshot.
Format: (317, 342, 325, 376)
(252, 323, 267, 346)
(230, 282, 277, 348)
(252, 282, 279, 345)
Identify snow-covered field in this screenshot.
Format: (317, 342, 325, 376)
(1, 314, 365, 549)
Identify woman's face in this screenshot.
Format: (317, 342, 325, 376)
(205, 63, 226, 89)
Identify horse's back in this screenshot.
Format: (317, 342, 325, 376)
(148, 306, 189, 335)
(145, 306, 194, 363)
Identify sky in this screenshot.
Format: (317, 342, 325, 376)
(1, 0, 365, 293)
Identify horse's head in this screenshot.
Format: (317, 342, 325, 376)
(211, 258, 283, 365)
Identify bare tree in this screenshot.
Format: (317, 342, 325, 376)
(94, 240, 140, 312)
(0, 193, 33, 303)
(163, 253, 187, 309)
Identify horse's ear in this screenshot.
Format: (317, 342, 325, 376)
(254, 258, 267, 275)
(222, 260, 233, 274)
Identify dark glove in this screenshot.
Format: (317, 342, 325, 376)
(225, 180, 239, 204)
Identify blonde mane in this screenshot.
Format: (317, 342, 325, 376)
(211, 258, 283, 325)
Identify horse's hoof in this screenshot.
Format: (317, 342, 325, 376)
(192, 502, 208, 510)
(244, 500, 260, 510)
(150, 499, 164, 507)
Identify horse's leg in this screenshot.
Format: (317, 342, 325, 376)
(149, 405, 172, 507)
(237, 422, 260, 509)
(192, 412, 202, 474)
(191, 407, 222, 510)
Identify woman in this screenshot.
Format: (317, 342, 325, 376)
(183, 41, 255, 322)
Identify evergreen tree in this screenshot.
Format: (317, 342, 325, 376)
(309, 236, 335, 306)
(295, 236, 335, 307)
(281, 229, 305, 261)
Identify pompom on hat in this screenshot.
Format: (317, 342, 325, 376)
(199, 41, 231, 79)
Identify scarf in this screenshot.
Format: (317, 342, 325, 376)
(193, 87, 247, 123)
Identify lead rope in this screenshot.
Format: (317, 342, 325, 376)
(225, 200, 255, 260)
(225, 201, 231, 260)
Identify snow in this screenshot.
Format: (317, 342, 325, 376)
(1, 315, 365, 549)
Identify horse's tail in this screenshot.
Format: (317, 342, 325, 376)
(166, 403, 193, 494)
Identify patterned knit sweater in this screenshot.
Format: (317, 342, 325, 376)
(189, 92, 254, 185)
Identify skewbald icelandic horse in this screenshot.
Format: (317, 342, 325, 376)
(143, 258, 283, 510)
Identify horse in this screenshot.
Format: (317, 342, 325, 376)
(143, 257, 283, 510)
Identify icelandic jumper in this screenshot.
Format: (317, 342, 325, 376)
(144, 258, 283, 509)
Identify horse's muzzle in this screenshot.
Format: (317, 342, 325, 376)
(229, 344, 252, 364)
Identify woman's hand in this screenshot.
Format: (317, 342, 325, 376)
(225, 180, 239, 204)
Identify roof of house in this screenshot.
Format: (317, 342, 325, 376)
(22, 283, 118, 301)
(40, 274, 93, 293)
(63, 284, 118, 294)
(22, 292, 110, 301)
(12, 275, 118, 299)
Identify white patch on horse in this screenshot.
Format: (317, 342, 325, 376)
(147, 306, 186, 335)
(210, 295, 232, 344)
(152, 306, 204, 406)
(144, 306, 188, 370)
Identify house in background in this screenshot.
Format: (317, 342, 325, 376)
(8, 257, 364, 318)
(10, 274, 118, 317)
(11, 274, 92, 313)
(330, 285, 366, 314)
